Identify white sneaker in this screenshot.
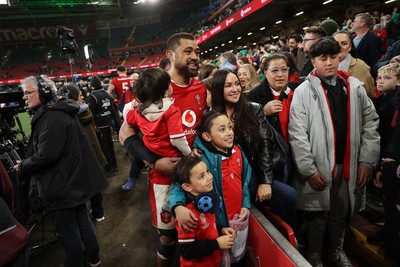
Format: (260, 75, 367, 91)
(95, 216, 105, 222)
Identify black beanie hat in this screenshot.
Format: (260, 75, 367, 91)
(58, 84, 80, 100)
(90, 75, 102, 89)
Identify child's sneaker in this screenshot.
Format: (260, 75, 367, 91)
(90, 211, 105, 222)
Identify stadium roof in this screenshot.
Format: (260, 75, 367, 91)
(0, 0, 210, 27)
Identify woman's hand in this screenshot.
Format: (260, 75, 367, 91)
(382, 158, 395, 164)
(256, 184, 272, 202)
(239, 208, 249, 219)
(263, 100, 283, 116)
(174, 205, 198, 232)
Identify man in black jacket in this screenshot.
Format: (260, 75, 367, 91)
(87, 75, 118, 175)
(373, 39, 400, 77)
(15, 75, 107, 267)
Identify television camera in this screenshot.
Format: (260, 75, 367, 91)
(0, 89, 29, 167)
(56, 26, 78, 56)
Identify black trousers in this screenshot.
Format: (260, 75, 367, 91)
(383, 162, 400, 266)
(99, 126, 117, 172)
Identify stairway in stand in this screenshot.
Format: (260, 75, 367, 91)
(344, 194, 393, 267)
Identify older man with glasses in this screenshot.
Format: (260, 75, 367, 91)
(15, 75, 107, 267)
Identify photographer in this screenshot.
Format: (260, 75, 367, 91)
(14, 75, 107, 267)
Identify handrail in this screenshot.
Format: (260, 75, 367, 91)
(261, 206, 297, 249)
(250, 204, 311, 267)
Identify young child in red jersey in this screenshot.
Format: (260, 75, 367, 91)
(122, 68, 192, 190)
(170, 110, 252, 264)
(172, 156, 236, 267)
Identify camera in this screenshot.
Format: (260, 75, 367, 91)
(0, 89, 29, 170)
(56, 26, 79, 56)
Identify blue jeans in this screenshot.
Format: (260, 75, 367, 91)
(51, 204, 100, 267)
(250, 177, 297, 229)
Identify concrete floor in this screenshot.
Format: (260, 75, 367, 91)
(29, 140, 162, 267)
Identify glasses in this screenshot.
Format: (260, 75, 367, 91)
(23, 90, 37, 96)
(268, 67, 290, 75)
(303, 38, 316, 43)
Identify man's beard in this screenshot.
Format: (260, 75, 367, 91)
(176, 63, 198, 78)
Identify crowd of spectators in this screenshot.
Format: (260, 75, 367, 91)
(3, 1, 400, 266)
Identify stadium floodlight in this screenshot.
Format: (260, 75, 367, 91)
(0, 0, 10, 6)
(260, 27, 266, 30)
(84, 44, 93, 60)
(247, 32, 252, 36)
(275, 20, 282, 24)
(295, 11, 304, 16)
(228, 40, 232, 43)
(323, 0, 333, 4)
(221, 43, 225, 46)
(237, 36, 241, 40)
(385, 0, 396, 3)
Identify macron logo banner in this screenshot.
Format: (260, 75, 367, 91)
(0, 24, 98, 43)
(196, 0, 273, 45)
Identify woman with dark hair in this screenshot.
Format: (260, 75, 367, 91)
(333, 30, 375, 98)
(246, 54, 295, 186)
(198, 64, 217, 81)
(281, 51, 300, 83)
(237, 56, 250, 66)
(247, 54, 294, 143)
(170, 69, 297, 229)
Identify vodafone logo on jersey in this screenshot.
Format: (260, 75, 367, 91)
(182, 110, 197, 128)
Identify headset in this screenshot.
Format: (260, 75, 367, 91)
(58, 85, 72, 99)
(35, 75, 53, 102)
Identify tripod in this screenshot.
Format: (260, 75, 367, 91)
(68, 54, 75, 82)
(27, 211, 60, 259)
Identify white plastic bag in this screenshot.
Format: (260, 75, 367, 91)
(229, 210, 249, 263)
